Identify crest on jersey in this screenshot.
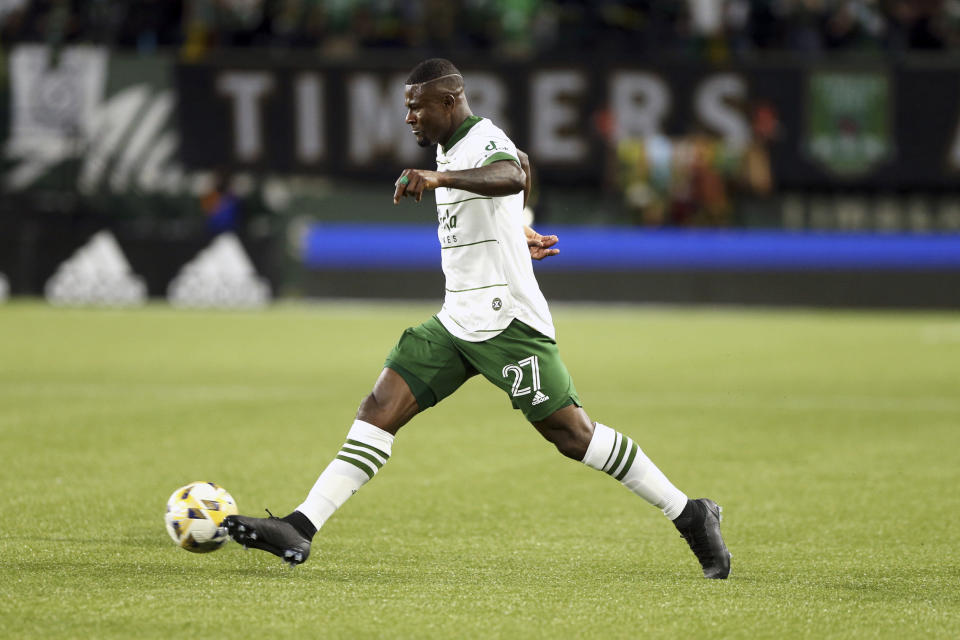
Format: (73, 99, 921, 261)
(491, 297, 502, 311)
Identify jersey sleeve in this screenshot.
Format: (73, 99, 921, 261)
(467, 134, 521, 169)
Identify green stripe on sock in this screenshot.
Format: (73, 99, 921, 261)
(340, 446, 385, 469)
(345, 439, 390, 460)
(336, 454, 375, 479)
(602, 433, 620, 472)
(606, 436, 630, 476)
(614, 442, 639, 481)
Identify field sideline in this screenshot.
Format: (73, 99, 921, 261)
(1, 301, 958, 638)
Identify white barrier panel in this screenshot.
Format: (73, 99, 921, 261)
(167, 233, 271, 308)
(45, 231, 146, 307)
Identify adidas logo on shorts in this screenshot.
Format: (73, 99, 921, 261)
(531, 390, 550, 406)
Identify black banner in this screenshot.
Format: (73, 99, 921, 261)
(175, 55, 960, 189)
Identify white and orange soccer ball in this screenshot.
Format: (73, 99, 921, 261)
(165, 482, 238, 553)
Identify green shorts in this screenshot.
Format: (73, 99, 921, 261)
(384, 316, 581, 422)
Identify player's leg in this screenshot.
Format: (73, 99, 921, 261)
(460, 320, 729, 578)
(226, 318, 472, 566)
(282, 367, 417, 537)
(224, 369, 416, 565)
(288, 320, 475, 539)
(356, 367, 422, 434)
(532, 405, 689, 517)
(532, 405, 731, 579)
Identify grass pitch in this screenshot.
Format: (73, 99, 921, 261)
(1, 301, 958, 639)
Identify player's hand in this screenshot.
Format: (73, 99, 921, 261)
(527, 232, 559, 260)
(393, 169, 442, 204)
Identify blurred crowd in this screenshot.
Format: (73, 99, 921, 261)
(613, 108, 776, 227)
(0, 0, 958, 58)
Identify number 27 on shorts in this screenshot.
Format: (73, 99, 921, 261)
(502, 356, 542, 397)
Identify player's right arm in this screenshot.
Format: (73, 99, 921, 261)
(393, 160, 525, 204)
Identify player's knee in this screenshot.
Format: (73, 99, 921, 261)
(553, 434, 587, 460)
(356, 389, 416, 435)
(543, 424, 591, 460)
(356, 393, 377, 422)
(534, 407, 594, 460)
(356, 392, 391, 429)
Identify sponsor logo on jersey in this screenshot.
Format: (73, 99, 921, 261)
(491, 297, 502, 311)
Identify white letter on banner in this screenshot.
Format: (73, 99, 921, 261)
(295, 73, 324, 164)
(217, 71, 274, 162)
(348, 72, 420, 165)
(610, 71, 670, 143)
(530, 71, 587, 162)
(696, 73, 750, 149)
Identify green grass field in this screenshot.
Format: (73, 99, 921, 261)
(1, 301, 958, 638)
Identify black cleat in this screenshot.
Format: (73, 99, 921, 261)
(224, 511, 311, 567)
(675, 498, 731, 579)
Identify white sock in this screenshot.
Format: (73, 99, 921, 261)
(581, 422, 688, 520)
(296, 419, 394, 530)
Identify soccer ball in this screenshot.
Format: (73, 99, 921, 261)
(165, 481, 238, 553)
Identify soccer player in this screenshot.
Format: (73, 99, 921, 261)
(225, 58, 731, 579)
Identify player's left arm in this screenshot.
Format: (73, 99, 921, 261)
(393, 160, 524, 204)
(516, 150, 557, 260)
(517, 149, 532, 209)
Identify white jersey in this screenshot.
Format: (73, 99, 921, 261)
(433, 116, 555, 342)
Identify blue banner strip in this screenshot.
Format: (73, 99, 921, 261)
(303, 224, 960, 270)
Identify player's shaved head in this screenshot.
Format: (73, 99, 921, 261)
(406, 58, 462, 85)
(405, 59, 464, 100)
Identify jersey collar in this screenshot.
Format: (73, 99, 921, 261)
(441, 115, 482, 153)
